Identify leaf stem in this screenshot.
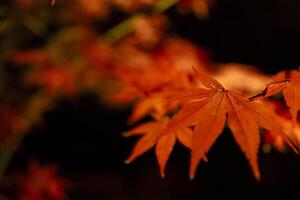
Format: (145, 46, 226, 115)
(101, 14, 143, 44)
(153, 0, 178, 13)
(101, 0, 178, 43)
(0, 133, 24, 183)
(0, 92, 54, 184)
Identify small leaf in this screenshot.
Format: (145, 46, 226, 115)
(248, 100, 299, 154)
(155, 133, 176, 177)
(125, 118, 192, 174)
(283, 74, 300, 126)
(273, 70, 300, 126)
(125, 119, 168, 163)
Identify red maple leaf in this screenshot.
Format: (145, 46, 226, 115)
(125, 117, 194, 177)
(126, 69, 299, 180)
(273, 70, 300, 126)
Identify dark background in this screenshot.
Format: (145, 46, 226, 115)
(6, 0, 300, 199)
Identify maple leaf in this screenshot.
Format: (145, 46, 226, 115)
(263, 100, 300, 153)
(111, 64, 199, 124)
(164, 69, 298, 180)
(272, 70, 300, 126)
(51, 0, 56, 6)
(125, 118, 193, 177)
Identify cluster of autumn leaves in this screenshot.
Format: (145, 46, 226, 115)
(1, 1, 300, 199)
(123, 68, 300, 180)
(0, 1, 216, 197)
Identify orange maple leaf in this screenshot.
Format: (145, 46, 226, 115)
(163, 69, 298, 180)
(273, 70, 300, 126)
(125, 118, 194, 177)
(263, 100, 300, 152)
(111, 65, 199, 124)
